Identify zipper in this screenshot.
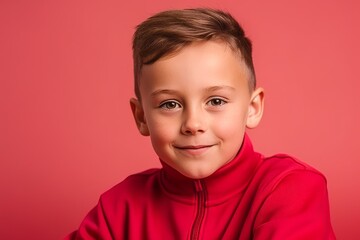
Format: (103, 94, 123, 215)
(190, 179, 206, 240)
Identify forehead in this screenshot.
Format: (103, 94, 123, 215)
(139, 41, 250, 91)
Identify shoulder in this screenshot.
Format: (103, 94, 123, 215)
(260, 153, 325, 179)
(252, 154, 335, 238)
(99, 168, 161, 205)
(253, 153, 327, 194)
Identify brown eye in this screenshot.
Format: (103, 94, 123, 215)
(159, 101, 181, 110)
(208, 98, 226, 106)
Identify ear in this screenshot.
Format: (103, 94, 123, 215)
(130, 98, 150, 136)
(246, 88, 265, 129)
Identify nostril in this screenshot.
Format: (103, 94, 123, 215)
(185, 129, 195, 135)
(182, 127, 205, 135)
(181, 111, 206, 135)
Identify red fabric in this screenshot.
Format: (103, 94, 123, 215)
(66, 135, 335, 239)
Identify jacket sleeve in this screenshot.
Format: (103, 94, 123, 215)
(64, 198, 114, 240)
(253, 170, 336, 240)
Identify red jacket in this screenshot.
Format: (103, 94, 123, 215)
(67, 135, 335, 239)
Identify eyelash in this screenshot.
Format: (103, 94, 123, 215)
(159, 100, 181, 110)
(158, 97, 227, 110)
(207, 98, 227, 106)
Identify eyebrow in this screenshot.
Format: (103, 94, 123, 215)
(204, 85, 236, 93)
(150, 89, 181, 97)
(150, 85, 236, 97)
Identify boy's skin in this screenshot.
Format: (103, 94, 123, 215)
(130, 40, 264, 179)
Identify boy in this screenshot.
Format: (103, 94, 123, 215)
(67, 8, 335, 239)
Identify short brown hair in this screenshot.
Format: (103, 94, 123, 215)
(132, 8, 256, 99)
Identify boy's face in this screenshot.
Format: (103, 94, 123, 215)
(131, 41, 264, 179)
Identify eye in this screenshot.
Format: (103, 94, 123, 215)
(207, 98, 227, 106)
(159, 100, 181, 110)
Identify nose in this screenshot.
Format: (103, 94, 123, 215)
(181, 107, 207, 135)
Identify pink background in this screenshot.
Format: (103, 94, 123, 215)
(1, 0, 359, 239)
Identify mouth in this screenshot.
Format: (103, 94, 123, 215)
(174, 144, 214, 156)
(175, 145, 212, 149)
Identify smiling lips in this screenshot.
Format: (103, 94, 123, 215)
(174, 145, 214, 156)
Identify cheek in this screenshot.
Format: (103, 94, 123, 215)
(148, 121, 178, 160)
(214, 123, 245, 142)
(212, 110, 247, 137)
(147, 116, 178, 143)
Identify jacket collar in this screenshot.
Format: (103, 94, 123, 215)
(159, 134, 262, 205)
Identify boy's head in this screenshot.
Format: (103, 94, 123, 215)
(132, 8, 256, 100)
(130, 8, 264, 179)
